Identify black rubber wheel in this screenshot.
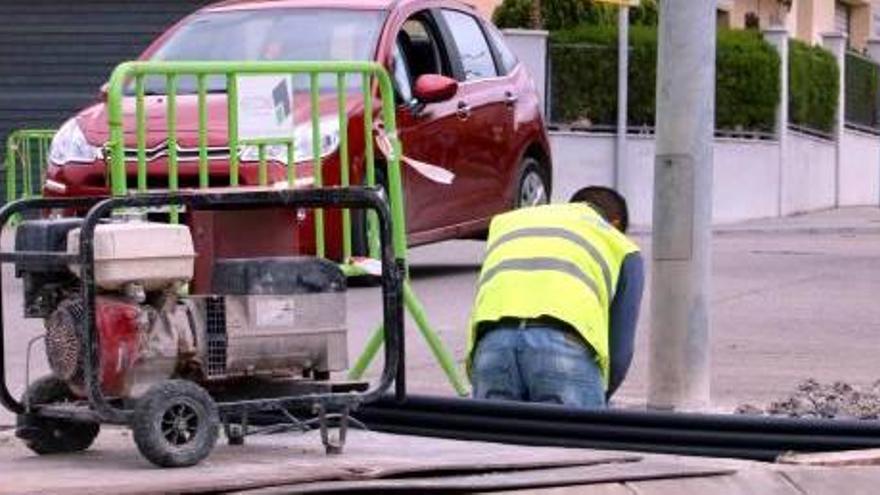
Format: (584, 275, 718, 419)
(132, 380, 219, 468)
(516, 157, 550, 208)
(15, 375, 100, 455)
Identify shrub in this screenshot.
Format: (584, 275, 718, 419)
(549, 25, 781, 134)
(789, 39, 839, 134)
(844, 52, 878, 130)
(715, 29, 781, 132)
(492, 0, 658, 30)
(492, 0, 536, 29)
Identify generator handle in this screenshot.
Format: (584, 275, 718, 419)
(78, 187, 405, 423)
(0, 196, 104, 415)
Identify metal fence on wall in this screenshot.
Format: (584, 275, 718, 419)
(547, 41, 778, 140)
(844, 50, 880, 134)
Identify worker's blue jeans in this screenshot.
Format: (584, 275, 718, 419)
(471, 325, 606, 409)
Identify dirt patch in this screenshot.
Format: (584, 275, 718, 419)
(737, 379, 880, 419)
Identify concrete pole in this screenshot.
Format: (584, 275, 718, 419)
(614, 6, 629, 190)
(647, 0, 716, 411)
(762, 26, 789, 217)
(867, 38, 880, 207)
(822, 32, 847, 209)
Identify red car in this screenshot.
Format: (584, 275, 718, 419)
(44, 0, 551, 258)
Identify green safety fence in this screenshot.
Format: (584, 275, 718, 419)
(4, 129, 55, 203)
(105, 60, 468, 396)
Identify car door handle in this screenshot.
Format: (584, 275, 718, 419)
(457, 101, 471, 120)
(504, 92, 518, 107)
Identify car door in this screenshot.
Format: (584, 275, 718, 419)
(387, 12, 466, 239)
(436, 8, 513, 224)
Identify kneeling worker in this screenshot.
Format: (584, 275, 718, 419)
(467, 187, 644, 408)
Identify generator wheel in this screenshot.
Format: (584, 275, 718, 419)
(15, 375, 100, 455)
(132, 380, 219, 468)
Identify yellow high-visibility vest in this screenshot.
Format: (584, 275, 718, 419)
(467, 203, 640, 387)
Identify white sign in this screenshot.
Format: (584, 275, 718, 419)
(237, 75, 294, 140)
(254, 297, 297, 328)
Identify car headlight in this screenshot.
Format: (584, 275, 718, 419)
(49, 118, 103, 165)
(239, 117, 341, 165)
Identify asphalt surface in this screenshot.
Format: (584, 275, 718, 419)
(3, 207, 880, 426)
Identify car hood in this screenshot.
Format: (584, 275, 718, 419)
(77, 92, 367, 149)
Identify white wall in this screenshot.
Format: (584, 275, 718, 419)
(502, 29, 548, 115)
(619, 136, 656, 226)
(549, 131, 614, 202)
(839, 128, 880, 206)
(550, 130, 849, 227)
(783, 130, 837, 215)
(713, 139, 781, 223)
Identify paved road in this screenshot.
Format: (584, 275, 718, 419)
(3, 207, 880, 425)
(353, 206, 880, 412)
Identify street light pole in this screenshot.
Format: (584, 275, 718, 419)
(615, 5, 629, 190)
(647, 0, 717, 411)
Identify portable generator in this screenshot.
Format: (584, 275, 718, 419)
(0, 189, 404, 468)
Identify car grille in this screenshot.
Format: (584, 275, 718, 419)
(123, 142, 231, 163)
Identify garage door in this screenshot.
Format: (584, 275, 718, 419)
(0, 0, 214, 168)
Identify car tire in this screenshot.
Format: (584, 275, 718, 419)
(15, 375, 100, 455)
(132, 380, 219, 468)
(516, 157, 550, 208)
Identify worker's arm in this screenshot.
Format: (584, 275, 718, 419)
(607, 252, 645, 400)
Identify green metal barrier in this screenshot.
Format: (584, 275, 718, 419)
(105, 60, 468, 396)
(4, 129, 55, 203)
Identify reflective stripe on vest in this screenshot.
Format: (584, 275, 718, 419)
(483, 227, 613, 304)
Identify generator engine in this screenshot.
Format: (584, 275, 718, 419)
(15, 218, 348, 399)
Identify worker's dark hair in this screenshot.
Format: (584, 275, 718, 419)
(570, 187, 630, 233)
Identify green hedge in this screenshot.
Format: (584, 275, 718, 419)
(493, 0, 658, 30)
(789, 40, 839, 134)
(844, 52, 878, 130)
(549, 26, 781, 133)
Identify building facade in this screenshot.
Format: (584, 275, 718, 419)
(721, 0, 877, 50)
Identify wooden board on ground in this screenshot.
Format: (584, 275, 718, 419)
(0, 429, 639, 495)
(777, 448, 880, 467)
(237, 459, 734, 494)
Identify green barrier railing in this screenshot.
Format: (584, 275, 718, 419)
(4, 129, 55, 203)
(106, 60, 468, 396)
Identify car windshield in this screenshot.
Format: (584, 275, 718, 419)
(133, 8, 385, 95)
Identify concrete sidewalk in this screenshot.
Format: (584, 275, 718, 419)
(3, 427, 880, 494)
(631, 206, 880, 236)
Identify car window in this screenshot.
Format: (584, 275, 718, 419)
(139, 8, 384, 95)
(391, 41, 414, 103)
(440, 10, 498, 81)
(484, 23, 518, 75)
(397, 15, 451, 83)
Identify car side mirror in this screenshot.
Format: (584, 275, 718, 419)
(413, 74, 458, 104)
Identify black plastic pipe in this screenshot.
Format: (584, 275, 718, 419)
(366, 395, 880, 435)
(356, 395, 880, 461)
(361, 408, 880, 452)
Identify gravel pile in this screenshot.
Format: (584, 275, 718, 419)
(736, 379, 880, 419)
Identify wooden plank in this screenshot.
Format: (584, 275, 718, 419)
(0, 430, 637, 495)
(489, 485, 636, 495)
(777, 448, 880, 467)
(234, 459, 734, 494)
(627, 468, 804, 495)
